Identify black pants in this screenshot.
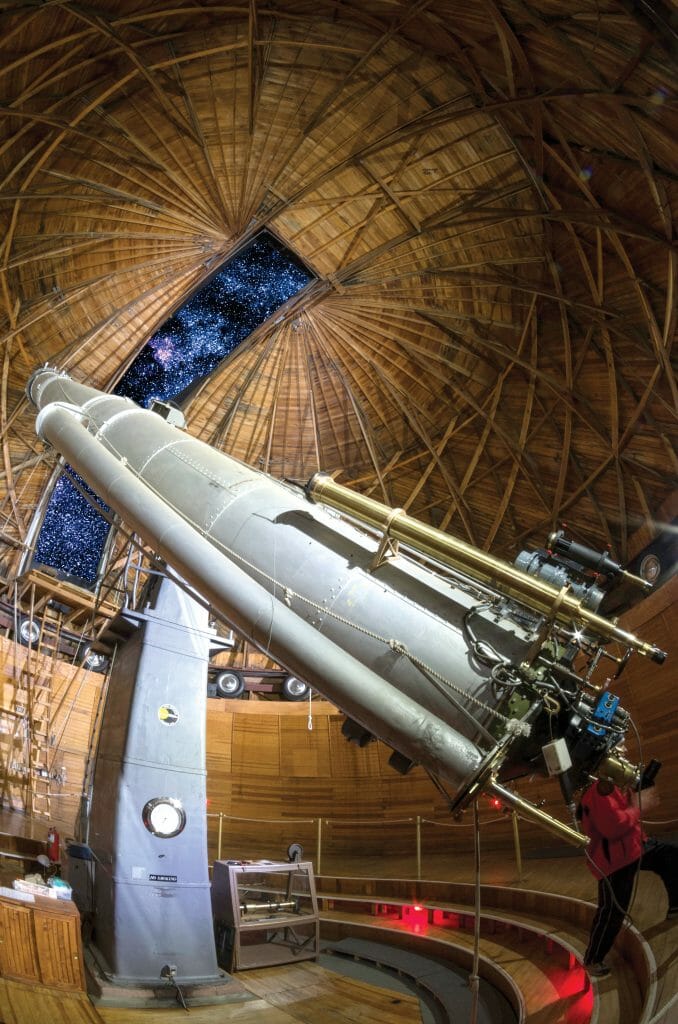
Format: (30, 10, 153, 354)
(585, 837, 678, 965)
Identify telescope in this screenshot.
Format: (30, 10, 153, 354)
(27, 368, 667, 848)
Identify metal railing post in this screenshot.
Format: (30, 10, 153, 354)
(316, 817, 322, 874)
(469, 800, 481, 1024)
(416, 815, 422, 880)
(217, 812, 223, 862)
(511, 810, 523, 882)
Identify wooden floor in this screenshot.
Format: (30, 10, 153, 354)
(0, 964, 422, 1024)
(240, 961, 423, 1024)
(1, 826, 677, 1024)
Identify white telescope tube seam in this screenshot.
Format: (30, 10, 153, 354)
(82, 394, 136, 416)
(134, 435, 194, 477)
(80, 398, 198, 475)
(36, 402, 87, 434)
(90, 407, 144, 440)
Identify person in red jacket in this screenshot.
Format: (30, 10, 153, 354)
(579, 778, 678, 978)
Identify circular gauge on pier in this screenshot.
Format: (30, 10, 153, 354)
(142, 797, 186, 838)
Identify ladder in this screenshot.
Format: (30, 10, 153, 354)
(2, 583, 61, 819)
(25, 592, 62, 820)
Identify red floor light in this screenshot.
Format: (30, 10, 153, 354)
(402, 904, 429, 933)
(537, 962, 594, 1023)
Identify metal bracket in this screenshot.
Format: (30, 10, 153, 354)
(520, 585, 571, 669)
(369, 507, 404, 571)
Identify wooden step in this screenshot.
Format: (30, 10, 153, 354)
(324, 934, 518, 1023)
(316, 884, 649, 1024)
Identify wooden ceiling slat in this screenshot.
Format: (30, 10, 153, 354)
(484, 314, 538, 548)
(401, 421, 456, 513)
(310, 317, 403, 447)
(260, 325, 289, 475)
(1, 345, 26, 543)
(368, 361, 479, 545)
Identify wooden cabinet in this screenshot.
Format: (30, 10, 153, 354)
(0, 891, 85, 990)
(212, 860, 319, 971)
(0, 899, 39, 982)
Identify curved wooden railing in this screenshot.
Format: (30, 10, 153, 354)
(314, 875, 658, 1024)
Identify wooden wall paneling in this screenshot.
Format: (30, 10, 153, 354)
(206, 697, 235, 851)
(279, 714, 331, 778)
(610, 576, 678, 833)
(0, 636, 103, 830)
(0, 641, 28, 812)
(206, 702, 234, 762)
(231, 714, 280, 777)
(48, 664, 105, 830)
(282, 777, 338, 818)
(378, 766, 436, 814)
(326, 714, 382, 777)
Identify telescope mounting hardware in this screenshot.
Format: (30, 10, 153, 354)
(306, 473, 667, 665)
(369, 506, 403, 570)
(519, 585, 572, 669)
(547, 529, 653, 594)
(449, 740, 512, 814)
(287, 842, 304, 863)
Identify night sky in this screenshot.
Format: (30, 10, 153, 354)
(114, 233, 312, 406)
(34, 232, 313, 585)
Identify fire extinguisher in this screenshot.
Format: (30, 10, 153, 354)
(47, 827, 60, 863)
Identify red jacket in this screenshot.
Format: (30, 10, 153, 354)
(579, 782, 645, 878)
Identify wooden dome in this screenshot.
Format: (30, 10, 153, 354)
(0, 0, 676, 581)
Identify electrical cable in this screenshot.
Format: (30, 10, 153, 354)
(625, 715, 646, 919)
(171, 977, 189, 1012)
(424, 768, 456, 811)
(469, 799, 481, 1024)
(161, 966, 189, 1011)
(462, 604, 509, 669)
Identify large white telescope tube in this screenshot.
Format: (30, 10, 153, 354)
(32, 367, 653, 844)
(28, 370, 490, 796)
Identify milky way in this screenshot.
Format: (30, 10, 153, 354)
(115, 233, 312, 406)
(34, 232, 313, 585)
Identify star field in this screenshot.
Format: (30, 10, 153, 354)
(34, 232, 313, 585)
(33, 471, 113, 587)
(115, 233, 312, 405)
